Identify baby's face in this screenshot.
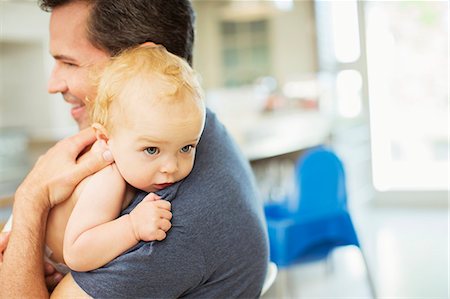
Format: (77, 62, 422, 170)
(106, 90, 205, 192)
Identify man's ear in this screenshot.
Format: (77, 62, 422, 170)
(91, 123, 109, 143)
(140, 41, 158, 48)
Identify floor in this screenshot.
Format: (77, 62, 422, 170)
(261, 124, 449, 299)
(262, 206, 448, 299)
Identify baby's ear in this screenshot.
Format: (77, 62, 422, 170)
(91, 123, 109, 142)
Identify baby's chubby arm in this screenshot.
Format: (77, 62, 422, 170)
(63, 164, 172, 272)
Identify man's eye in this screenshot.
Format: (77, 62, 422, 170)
(63, 61, 77, 67)
(145, 147, 159, 155)
(181, 145, 193, 153)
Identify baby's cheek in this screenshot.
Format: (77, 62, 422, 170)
(126, 170, 153, 190)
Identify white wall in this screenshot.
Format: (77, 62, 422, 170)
(270, 2, 318, 84)
(0, 1, 76, 140)
(1, 0, 319, 139)
(193, 0, 318, 89)
(192, 1, 224, 90)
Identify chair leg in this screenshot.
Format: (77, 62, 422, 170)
(359, 249, 378, 299)
(325, 252, 335, 275)
(273, 268, 289, 299)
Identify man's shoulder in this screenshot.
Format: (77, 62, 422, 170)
(177, 107, 261, 218)
(193, 109, 251, 177)
(200, 108, 225, 147)
(176, 109, 259, 212)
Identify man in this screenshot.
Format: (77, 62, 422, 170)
(0, 0, 269, 297)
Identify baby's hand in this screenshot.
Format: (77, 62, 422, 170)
(129, 193, 172, 242)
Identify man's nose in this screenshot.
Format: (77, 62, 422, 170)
(47, 65, 67, 94)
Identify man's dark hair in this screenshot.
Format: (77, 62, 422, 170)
(39, 0, 195, 65)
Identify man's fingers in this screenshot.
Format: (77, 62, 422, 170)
(0, 231, 10, 252)
(72, 146, 113, 183)
(65, 128, 97, 157)
(44, 260, 63, 291)
(0, 232, 10, 264)
(45, 272, 64, 292)
(44, 262, 56, 276)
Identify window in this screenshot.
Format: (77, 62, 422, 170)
(316, 0, 449, 196)
(366, 1, 448, 191)
(314, 0, 365, 121)
(221, 19, 271, 87)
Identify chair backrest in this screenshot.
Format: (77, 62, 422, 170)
(294, 146, 348, 216)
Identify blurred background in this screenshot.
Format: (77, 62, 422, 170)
(0, 0, 448, 298)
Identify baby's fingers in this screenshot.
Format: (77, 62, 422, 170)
(154, 200, 171, 211)
(155, 230, 167, 241)
(159, 219, 172, 232)
(159, 209, 172, 221)
(144, 193, 161, 202)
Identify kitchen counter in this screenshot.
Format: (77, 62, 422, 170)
(222, 109, 331, 161)
(0, 138, 55, 198)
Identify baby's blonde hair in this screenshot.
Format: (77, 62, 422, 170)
(88, 45, 203, 130)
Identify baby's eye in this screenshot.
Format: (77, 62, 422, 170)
(180, 145, 193, 153)
(145, 147, 159, 155)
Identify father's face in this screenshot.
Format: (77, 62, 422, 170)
(48, 1, 109, 129)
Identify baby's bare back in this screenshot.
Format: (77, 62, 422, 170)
(45, 178, 88, 264)
(45, 140, 99, 263)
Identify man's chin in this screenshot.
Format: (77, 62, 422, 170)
(76, 119, 91, 130)
(70, 105, 89, 130)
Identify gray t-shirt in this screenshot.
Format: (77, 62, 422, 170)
(72, 109, 269, 298)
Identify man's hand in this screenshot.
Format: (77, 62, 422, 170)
(44, 263, 64, 292)
(129, 193, 172, 242)
(15, 127, 114, 209)
(0, 231, 10, 266)
(0, 128, 114, 297)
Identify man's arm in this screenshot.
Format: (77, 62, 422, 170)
(1, 217, 63, 291)
(0, 128, 113, 298)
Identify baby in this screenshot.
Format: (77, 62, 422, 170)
(3, 45, 205, 274)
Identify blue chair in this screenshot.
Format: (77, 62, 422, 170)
(264, 146, 377, 298)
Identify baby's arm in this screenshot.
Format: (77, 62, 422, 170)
(63, 164, 172, 272)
